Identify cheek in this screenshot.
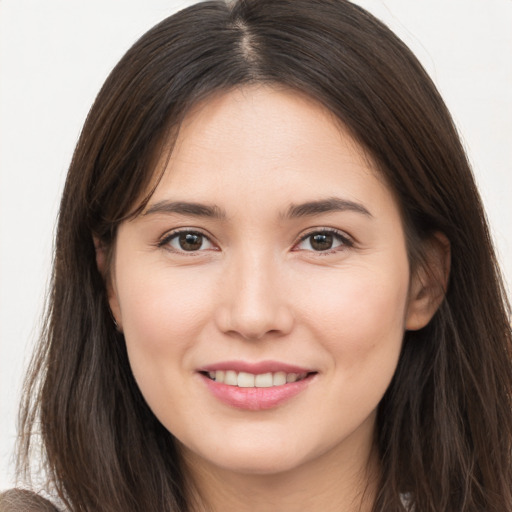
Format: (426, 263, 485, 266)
(306, 266, 409, 427)
(301, 263, 410, 367)
(116, 268, 219, 423)
(116, 266, 217, 386)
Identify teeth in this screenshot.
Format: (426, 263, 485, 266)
(206, 370, 309, 387)
(237, 372, 255, 387)
(273, 371, 287, 386)
(224, 370, 237, 386)
(254, 372, 273, 388)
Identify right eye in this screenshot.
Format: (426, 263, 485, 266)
(293, 229, 353, 254)
(160, 230, 215, 253)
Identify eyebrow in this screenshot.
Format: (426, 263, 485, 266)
(283, 197, 372, 219)
(143, 197, 372, 220)
(143, 200, 227, 219)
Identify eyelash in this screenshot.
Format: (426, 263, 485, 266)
(158, 229, 217, 254)
(157, 228, 354, 255)
(293, 228, 354, 254)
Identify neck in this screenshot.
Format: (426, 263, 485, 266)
(181, 432, 379, 512)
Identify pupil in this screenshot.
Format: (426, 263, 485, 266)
(179, 233, 202, 251)
(311, 233, 333, 251)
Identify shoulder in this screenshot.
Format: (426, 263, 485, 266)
(0, 489, 60, 512)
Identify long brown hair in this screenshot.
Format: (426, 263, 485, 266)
(15, 1, 512, 510)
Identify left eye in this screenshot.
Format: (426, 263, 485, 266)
(164, 231, 215, 252)
(295, 231, 350, 252)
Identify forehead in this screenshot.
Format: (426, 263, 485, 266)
(154, 85, 380, 181)
(141, 85, 400, 224)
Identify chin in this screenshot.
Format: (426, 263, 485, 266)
(211, 452, 307, 476)
(237, 447, 306, 473)
(182, 435, 313, 477)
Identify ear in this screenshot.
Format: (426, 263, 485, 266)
(405, 232, 451, 331)
(93, 235, 107, 277)
(93, 235, 123, 331)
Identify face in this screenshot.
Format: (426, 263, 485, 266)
(107, 86, 430, 478)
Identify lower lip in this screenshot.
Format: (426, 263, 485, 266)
(200, 373, 315, 411)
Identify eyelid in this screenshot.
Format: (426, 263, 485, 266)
(157, 228, 219, 253)
(292, 227, 354, 253)
(156, 226, 353, 254)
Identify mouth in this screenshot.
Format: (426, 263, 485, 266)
(198, 363, 317, 410)
(200, 370, 312, 388)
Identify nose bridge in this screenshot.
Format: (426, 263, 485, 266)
(217, 246, 293, 339)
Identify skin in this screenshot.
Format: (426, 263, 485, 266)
(106, 86, 443, 512)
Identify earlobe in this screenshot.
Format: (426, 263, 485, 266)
(93, 235, 123, 332)
(405, 232, 451, 331)
(107, 289, 123, 332)
(93, 235, 107, 277)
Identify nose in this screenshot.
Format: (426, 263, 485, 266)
(215, 252, 294, 340)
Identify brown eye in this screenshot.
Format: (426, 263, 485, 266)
(310, 233, 334, 251)
(163, 231, 214, 252)
(179, 232, 204, 251)
(295, 230, 351, 253)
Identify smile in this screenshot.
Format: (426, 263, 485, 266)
(198, 363, 317, 411)
(205, 370, 309, 388)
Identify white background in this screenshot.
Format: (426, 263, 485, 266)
(1, 0, 511, 490)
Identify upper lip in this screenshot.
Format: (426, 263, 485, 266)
(198, 360, 314, 374)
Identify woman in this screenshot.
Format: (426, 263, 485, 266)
(3, 0, 511, 510)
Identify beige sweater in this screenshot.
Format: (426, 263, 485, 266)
(0, 489, 59, 512)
